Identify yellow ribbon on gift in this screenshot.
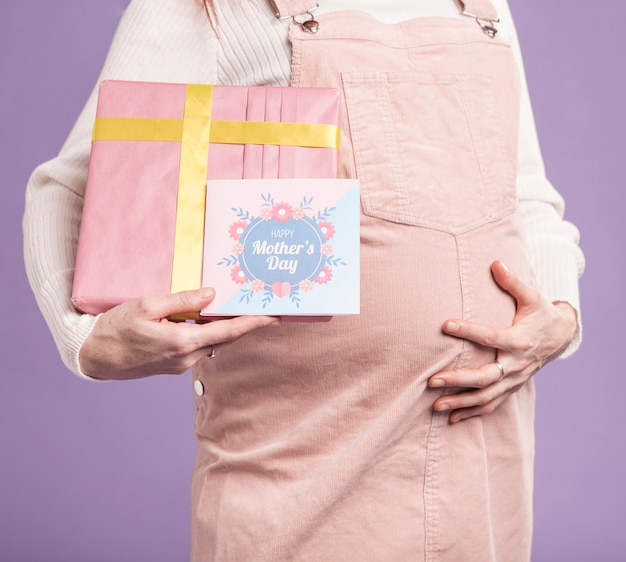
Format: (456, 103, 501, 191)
(93, 117, 341, 148)
(92, 84, 341, 297)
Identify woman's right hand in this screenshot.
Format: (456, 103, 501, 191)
(79, 287, 281, 380)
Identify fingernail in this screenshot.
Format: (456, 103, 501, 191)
(499, 260, 510, 276)
(200, 287, 215, 299)
(429, 378, 445, 388)
(445, 321, 460, 333)
(436, 402, 450, 411)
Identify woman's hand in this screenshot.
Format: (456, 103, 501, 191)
(79, 287, 280, 380)
(428, 260, 578, 423)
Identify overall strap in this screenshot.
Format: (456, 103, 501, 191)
(267, 0, 320, 32)
(268, 0, 316, 18)
(271, 0, 500, 37)
(454, 0, 500, 36)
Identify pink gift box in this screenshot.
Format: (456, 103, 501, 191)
(72, 80, 341, 315)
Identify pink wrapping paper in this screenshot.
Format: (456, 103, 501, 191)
(72, 80, 341, 315)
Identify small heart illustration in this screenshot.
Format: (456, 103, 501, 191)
(272, 281, 292, 298)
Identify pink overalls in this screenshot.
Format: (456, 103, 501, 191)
(191, 1, 535, 560)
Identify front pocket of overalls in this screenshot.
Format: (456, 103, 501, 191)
(341, 72, 515, 233)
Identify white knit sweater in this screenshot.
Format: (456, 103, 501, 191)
(23, 0, 585, 378)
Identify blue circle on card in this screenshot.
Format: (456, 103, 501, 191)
(239, 217, 325, 285)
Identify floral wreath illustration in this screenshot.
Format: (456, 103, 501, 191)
(218, 193, 347, 308)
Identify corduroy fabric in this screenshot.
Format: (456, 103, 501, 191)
(190, 6, 536, 561)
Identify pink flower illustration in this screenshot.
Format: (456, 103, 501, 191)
(315, 266, 333, 285)
(292, 207, 305, 220)
(229, 221, 248, 241)
(230, 265, 248, 285)
(272, 202, 293, 222)
(250, 279, 265, 293)
(318, 221, 335, 240)
(231, 243, 244, 255)
(299, 279, 314, 293)
(320, 243, 333, 256)
(261, 207, 274, 221)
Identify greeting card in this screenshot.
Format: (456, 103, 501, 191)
(201, 178, 360, 316)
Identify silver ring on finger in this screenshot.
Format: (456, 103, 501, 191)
(494, 360, 505, 379)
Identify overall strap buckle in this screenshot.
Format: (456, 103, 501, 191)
(267, 0, 320, 33)
(454, 0, 500, 37)
(470, 15, 499, 38)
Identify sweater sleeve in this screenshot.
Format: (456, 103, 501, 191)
(497, 0, 585, 357)
(23, 0, 218, 379)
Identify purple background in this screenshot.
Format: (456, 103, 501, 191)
(1, 1, 623, 560)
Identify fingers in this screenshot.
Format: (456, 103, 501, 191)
(433, 376, 514, 411)
(430, 359, 533, 424)
(186, 315, 282, 364)
(166, 314, 281, 371)
(134, 287, 217, 319)
(447, 392, 513, 424)
(80, 289, 281, 380)
(491, 260, 541, 310)
(203, 315, 281, 346)
(442, 318, 530, 353)
(426, 262, 552, 424)
(432, 373, 524, 421)
(429, 360, 506, 389)
(440, 261, 542, 351)
(136, 314, 280, 373)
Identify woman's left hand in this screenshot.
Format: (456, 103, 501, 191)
(428, 260, 579, 423)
